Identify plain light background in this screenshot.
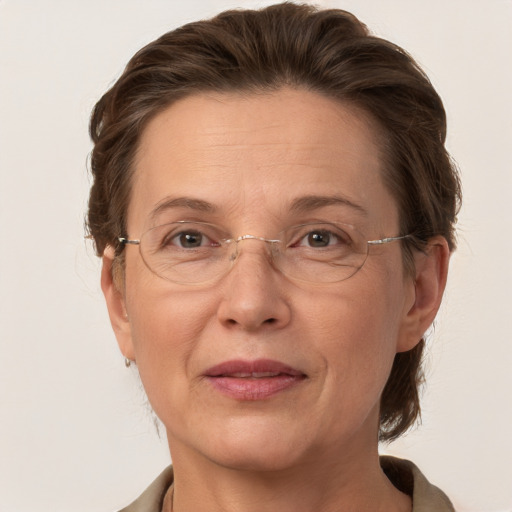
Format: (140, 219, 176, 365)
(1, 1, 511, 511)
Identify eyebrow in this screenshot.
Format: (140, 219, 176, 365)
(148, 194, 367, 222)
(290, 195, 367, 216)
(149, 196, 217, 220)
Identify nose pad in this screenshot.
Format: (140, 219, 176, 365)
(228, 235, 279, 268)
(217, 236, 291, 331)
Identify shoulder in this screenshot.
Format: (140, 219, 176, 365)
(380, 455, 455, 512)
(117, 466, 174, 512)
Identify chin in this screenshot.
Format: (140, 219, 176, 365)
(209, 444, 301, 473)
(191, 416, 308, 473)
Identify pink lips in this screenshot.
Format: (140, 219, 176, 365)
(204, 359, 306, 400)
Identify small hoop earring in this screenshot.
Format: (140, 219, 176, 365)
(124, 357, 132, 368)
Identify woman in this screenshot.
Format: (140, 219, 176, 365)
(87, 3, 461, 511)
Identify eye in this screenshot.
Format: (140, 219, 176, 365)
(168, 229, 220, 249)
(154, 223, 223, 251)
(295, 228, 349, 248)
(305, 230, 335, 247)
(173, 230, 206, 248)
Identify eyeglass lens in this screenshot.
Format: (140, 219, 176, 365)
(137, 221, 371, 284)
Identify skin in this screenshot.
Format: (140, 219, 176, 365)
(102, 88, 449, 512)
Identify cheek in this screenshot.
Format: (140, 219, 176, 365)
(298, 289, 403, 440)
(301, 274, 406, 390)
(303, 270, 404, 344)
(123, 254, 217, 389)
(124, 285, 220, 428)
(127, 286, 214, 358)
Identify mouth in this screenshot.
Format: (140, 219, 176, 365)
(204, 359, 307, 400)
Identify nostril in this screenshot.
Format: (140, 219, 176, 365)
(227, 318, 276, 325)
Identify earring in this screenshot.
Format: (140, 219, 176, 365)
(124, 357, 132, 368)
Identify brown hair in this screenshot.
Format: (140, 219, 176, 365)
(87, 2, 461, 441)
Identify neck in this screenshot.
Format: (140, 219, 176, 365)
(166, 439, 411, 512)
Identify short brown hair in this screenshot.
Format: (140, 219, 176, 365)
(88, 2, 461, 441)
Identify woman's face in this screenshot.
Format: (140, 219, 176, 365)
(104, 89, 426, 471)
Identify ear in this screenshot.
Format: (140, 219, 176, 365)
(396, 236, 450, 353)
(101, 246, 136, 362)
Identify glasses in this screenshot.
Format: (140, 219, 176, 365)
(119, 221, 411, 285)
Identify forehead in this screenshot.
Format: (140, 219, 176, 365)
(130, 88, 397, 232)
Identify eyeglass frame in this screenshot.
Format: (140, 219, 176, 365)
(117, 220, 414, 285)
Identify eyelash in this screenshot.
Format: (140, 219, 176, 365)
(292, 229, 348, 248)
(163, 230, 218, 249)
(162, 225, 352, 250)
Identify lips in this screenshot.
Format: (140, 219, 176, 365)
(204, 359, 306, 400)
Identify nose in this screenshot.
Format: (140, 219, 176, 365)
(216, 238, 292, 331)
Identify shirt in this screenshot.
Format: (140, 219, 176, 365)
(117, 456, 455, 512)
